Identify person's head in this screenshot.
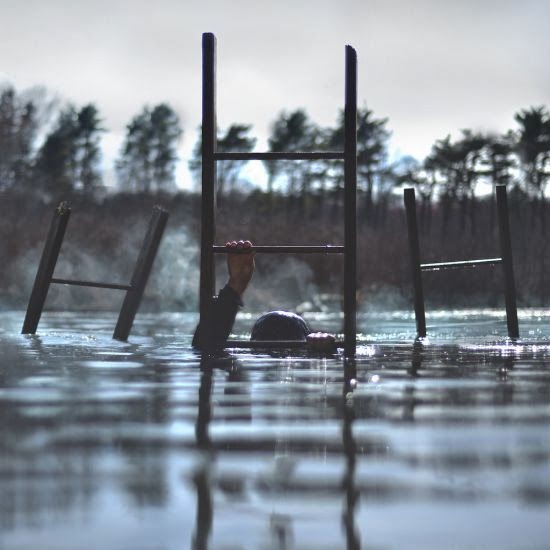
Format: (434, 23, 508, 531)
(251, 311, 310, 341)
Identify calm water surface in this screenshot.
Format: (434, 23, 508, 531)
(1, 309, 550, 549)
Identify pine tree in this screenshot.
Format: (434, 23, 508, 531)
(34, 103, 104, 199)
(116, 103, 182, 193)
(189, 123, 256, 197)
(75, 105, 103, 195)
(265, 109, 321, 199)
(0, 87, 39, 190)
(34, 107, 79, 196)
(326, 106, 391, 217)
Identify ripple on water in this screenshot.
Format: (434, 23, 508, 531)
(79, 360, 145, 369)
(1, 310, 550, 549)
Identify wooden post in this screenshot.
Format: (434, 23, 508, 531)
(344, 45, 357, 357)
(22, 202, 71, 334)
(496, 184, 519, 338)
(198, 32, 217, 343)
(113, 207, 169, 341)
(404, 188, 427, 338)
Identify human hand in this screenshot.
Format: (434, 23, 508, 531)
(226, 240, 255, 296)
(306, 332, 337, 354)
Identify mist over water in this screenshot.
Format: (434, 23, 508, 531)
(147, 228, 200, 311)
(241, 255, 322, 313)
(12, 215, 348, 315)
(1, 309, 550, 548)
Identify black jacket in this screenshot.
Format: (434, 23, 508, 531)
(192, 285, 243, 349)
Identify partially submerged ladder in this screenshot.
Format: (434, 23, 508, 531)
(199, 32, 358, 356)
(404, 184, 519, 339)
(22, 202, 169, 340)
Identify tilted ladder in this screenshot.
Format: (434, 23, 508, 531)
(404, 184, 519, 339)
(199, 32, 358, 356)
(22, 202, 168, 341)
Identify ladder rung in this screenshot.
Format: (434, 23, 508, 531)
(213, 245, 345, 254)
(420, 258, 503, 271)
(214, 151, 345, 161)
(51, 278, 132, 291)
(224, 339, 345, 349)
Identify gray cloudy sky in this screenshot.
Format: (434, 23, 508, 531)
(1, 0, 549, 187)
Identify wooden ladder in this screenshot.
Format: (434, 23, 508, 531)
(22, 203, 168, 341)
(199, 32, 358, 355)
(404, 184, 519, 339)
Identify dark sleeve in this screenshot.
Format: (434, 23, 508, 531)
(192, 285, 243, 350)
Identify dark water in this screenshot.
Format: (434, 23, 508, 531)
(1, 309, 550, 549)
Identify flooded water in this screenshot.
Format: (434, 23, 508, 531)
(1, 309, 550, 549)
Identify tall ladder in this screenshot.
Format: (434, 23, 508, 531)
(199, 32, 358, 356)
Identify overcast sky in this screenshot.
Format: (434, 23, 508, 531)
(1, 0, 549, 188)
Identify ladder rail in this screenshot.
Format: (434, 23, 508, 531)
(21, 202, 71, 334)
(213, 245, 345, 254)
(214, 151, 345, 161)
(404, 188, 426, 337)
(51, 278, 132, 291)
(199, 32, 217, 345)
(420, 258, 503, 271)
(343, 44, 358, 357)
(113, 206, 169, 341)
(496, 184, 519, 338)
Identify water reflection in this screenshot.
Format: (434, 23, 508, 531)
(192, 358, 214, 550)
(191, 354, 363, 549)
(1, 312, 550, 548)
(342, 359, 360, 549)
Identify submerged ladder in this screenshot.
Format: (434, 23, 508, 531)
(404, 184, 519, 339)
(22, 202, 168, 341)
(199, 32, 358, 356)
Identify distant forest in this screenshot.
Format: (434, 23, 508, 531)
(1, 84, 550, 312)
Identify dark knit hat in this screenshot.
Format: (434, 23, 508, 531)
(251, 311, 310, 341)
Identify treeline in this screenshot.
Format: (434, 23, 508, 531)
(3, 83, 549, 211)
(1, 83, 550, 311)
(0, 86, 182, 197)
